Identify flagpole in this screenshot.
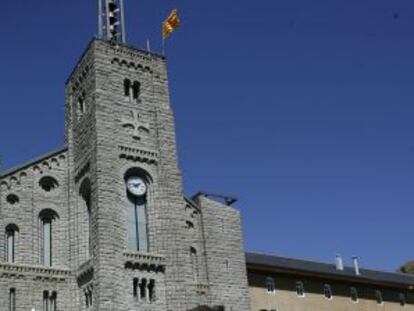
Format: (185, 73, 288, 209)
(162, 37, 166, 56)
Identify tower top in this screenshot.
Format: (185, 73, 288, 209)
(98, 0, 126, 44)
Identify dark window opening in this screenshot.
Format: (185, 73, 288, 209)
(296, 281, 305, 297)
(140, 278, 147, 300)
(350, 287, 358, 302)
(9, 288, 15, 311)
(400, 293, 406, 307)
(148, 279, 155, 302)
(124, 79, 131, 97)
(132, 81, 140, 100)
(324, 284, 332, 300)
(133, 278, 139, 299)
(375, 290, 383, 305)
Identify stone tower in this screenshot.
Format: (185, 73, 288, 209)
(64, 38, 251, 311)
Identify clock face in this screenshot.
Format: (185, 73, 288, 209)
(126, 176, 147, 196)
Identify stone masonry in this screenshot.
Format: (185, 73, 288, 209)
(0, 38, 251, 311)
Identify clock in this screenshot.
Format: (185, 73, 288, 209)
(126, 176, 147, 196)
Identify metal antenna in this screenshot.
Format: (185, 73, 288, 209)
(98, 0, 126, 43)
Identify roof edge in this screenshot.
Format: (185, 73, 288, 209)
(0, 145, 68, 178)
(245, 252, 414, 288)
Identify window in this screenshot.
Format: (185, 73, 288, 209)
(77, 91, 86, 116)
(266, 277, 276, 294)
(148, 279, 155, 302)
(126, 173, 149, 253)
(42, 218, 52, 267)
(350, 287, 358, 303)
(80, 178, 92, 258)
(140, 278, 147, 301)
(39, 176, 59, 192)
(50, 292, 57, 311)
(133, 278, 139, 299)
(5, 224, 18, 263)
(9, 288, 15, 311)
(43, 291, 57, 311)
(190, 247, 199, 282)
(133, 278, 155, 303)
(39, 209, 59, 267)
(124, 79, 131, 97)
(6, 194, 19, 205)
(296, 281, 305, 297)
(43, 291, 48, 311)
(375, 290, 383, 305)
(85, 286, 93, 308)
(324, 284, 332, 300)
(78, 96, 85, 114)
(132, 81, 140, 100)
(399, 293, 406, 307)
(124, 79, 141, 102)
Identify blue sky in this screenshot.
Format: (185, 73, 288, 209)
(1, 0, 414, 272)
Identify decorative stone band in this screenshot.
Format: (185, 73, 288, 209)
(119, 145, 158, 165)
(124, 252, 166, 272)
(195, 283, 210, 295)
(0, 262, 71, 282)
(77, 258, 94, 285)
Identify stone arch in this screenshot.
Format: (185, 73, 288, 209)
(39, 208, 59, 267)
(79, 178, 92, 260)
(39, 176, 59, 192)
(123, 167, 152, 253)
(6, 194, 19, 205)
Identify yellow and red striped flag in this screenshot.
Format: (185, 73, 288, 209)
(163, 9, 181, 39)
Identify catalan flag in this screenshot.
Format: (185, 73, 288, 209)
(163, 9, 181, 39)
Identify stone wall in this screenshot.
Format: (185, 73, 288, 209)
(0, 149, 76, 310)
(194, 195, 251, 311)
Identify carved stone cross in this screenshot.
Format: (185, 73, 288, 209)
(121, 111, 150, 141)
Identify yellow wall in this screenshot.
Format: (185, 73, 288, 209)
(248, 269, 414, 311)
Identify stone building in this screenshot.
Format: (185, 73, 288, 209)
(1, 3, 414, 311)
(0, 37, 250, 311)
(247, 253, 414, 311)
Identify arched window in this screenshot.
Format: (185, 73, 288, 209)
(50, 292, 57, 311)
(124, 79, 131, 97)
(350, 287, 358, 303)
(139, 278, 147, 301)
(39, 209, 59, 267)
(375, 290, 383, 305)
(43, 291, 57, 311)
(266, 277, 276, 294)
(80, 178, 92, 258)
(9, 288, 15, 311)
(399, 293, 406, 307)
(324, 284, 332, 300)
(295, 281, 305, 297)
(78, 92, 86, 115)
(132, 81, 141, 101)
(5, 224, 18, 263)
(43, 291, 49, 311)
(148, 279, 155, 302)
(125, 170, 150, 252)
(39, 176, 59, 192)
(190, 247, 199, 282)
(133, 278, 139, 299)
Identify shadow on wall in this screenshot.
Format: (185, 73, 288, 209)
(188, 306, 225, 311)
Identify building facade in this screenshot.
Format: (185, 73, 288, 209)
(0, 39, 250, 311)
(1, 36, 414, 311)
(247, 253, 414, 311)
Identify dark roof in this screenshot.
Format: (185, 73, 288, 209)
(246, 252, 414, 288)
(0, 146, 68, 178)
